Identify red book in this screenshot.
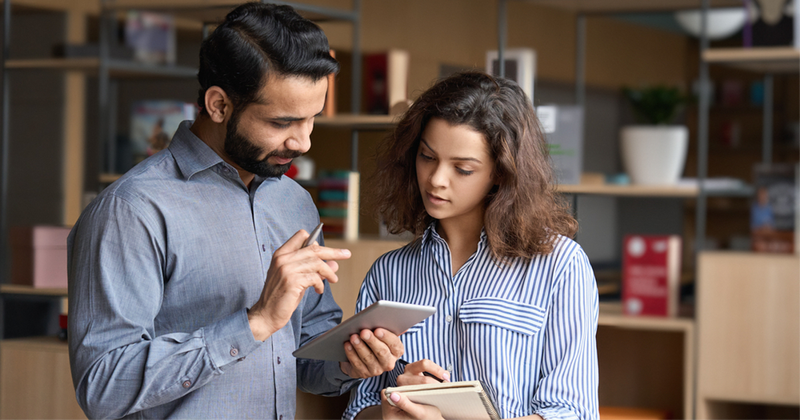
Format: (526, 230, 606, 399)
(622, 235, 682, 317)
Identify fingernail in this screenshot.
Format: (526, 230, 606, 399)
(361, 330, 371, 340)
(351, 336, 361, 345)
(375, 329, 384, 338)
(341, 249, 351, 257)
(443, 372, 451, 382)
(345, 343, 352, 351)
(390, 392, 400, 403)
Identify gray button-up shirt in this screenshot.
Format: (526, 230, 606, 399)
(68, 121, 357, 419)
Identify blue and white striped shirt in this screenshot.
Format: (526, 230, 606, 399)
(344, 224, 599, 420)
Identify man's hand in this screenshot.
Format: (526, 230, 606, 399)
(247, 229, 351, 341)
(381, 389, 444, 420)
(339, 328, 404, 378)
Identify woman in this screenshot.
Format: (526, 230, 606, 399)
(343, 72, 599, 420)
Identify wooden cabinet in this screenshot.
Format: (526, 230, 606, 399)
(696, 252, 800, 419)
(0, 337, 85, 419)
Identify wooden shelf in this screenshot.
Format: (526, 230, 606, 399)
(315, 114, 399, 130)
(5, 58, 197, 78)
(558, 182, 754, 197)
(703, 47, 800, 74)
(0, 284, 68, 296)
(599, 304, 695, 332)
(557, 183, 698, 197)
(105, 0, 357, 24)
(528, 0, 742, 13)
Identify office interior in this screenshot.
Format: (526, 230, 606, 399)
(0, 0, 798, 419)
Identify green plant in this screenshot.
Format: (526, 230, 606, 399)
(623, 85, 690, 125)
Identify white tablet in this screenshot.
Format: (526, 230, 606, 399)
(293, 300, 436, 362)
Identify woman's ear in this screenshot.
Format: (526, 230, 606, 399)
(204, 86, 232, 124)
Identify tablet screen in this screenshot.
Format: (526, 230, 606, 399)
(293, 300, 436, 362)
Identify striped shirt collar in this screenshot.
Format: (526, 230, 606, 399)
(420, 221, 489, 250)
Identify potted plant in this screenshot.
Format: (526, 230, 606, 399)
(620, 85, 691, 185)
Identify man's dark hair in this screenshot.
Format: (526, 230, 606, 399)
(196, 2, 339, 114)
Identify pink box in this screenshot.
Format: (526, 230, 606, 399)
(10, 225, 71, 288)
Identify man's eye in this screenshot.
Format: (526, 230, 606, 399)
(271, 121, 291, 129)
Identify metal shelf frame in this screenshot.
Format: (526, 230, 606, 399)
(0, 0, 364, 281)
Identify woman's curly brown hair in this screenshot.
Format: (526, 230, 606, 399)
(365, 71, 577, 260)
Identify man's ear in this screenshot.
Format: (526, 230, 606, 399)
(204, 86, 232, 124)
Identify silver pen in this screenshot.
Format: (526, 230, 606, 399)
(302, 222, 324, 248)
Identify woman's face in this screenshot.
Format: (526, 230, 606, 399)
(416, 118, 496, 228)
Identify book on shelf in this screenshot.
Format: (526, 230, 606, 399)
(363, 49, 410, 115)
(621, 235, 682, 317)
(750, 163, 796, 254)
(317, 170, 359, 240)
(124, 10, 176, 65)
(129, 100, 197, 167)
(383, 380, 500, 420)
(535, 104, 583, 185)
(485, 47, 536, 103)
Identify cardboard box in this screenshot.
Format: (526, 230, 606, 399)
(10, 225, 71, 288)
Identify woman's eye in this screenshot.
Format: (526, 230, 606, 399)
(456, 168, 474, 176)
(419, 152, 434, 161)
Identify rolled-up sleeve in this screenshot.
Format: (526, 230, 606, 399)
(532, 249, 600, 420)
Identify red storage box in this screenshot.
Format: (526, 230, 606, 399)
(10, 225, 71, 288)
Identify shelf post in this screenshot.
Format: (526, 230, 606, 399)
(497, 0, 507, 77)
(695, 0, 711, 258)
(762, 73, 773, 164)
(575, 13, 586, 108)
(0, 0, 10, 283)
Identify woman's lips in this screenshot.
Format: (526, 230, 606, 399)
(427, 192, 448, 204)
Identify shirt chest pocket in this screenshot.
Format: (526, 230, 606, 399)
(459, 297, 546, 336)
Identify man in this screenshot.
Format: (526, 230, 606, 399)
(67, 3, 402, 419)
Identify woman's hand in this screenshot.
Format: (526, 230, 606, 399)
(381, 389, 444, 420)
(397, 359, 450, 385)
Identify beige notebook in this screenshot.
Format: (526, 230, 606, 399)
(383, 380, 500, 420)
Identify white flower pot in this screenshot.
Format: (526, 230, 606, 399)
(620, 125, 688, 185)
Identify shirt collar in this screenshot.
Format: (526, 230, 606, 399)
(420, 221, 489, 249)
(169, 120, 226, 180)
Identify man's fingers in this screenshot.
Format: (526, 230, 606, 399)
(373, 328, 404, 358)
(350, 331, 383, 376)
(273, 229, 309, 257)
(343, 338, 370, 378)
(304, 242, 352, 262)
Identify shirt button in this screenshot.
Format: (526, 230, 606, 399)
(277, 356, 281, 365)
(182, 380, 192, 388)
(230, 347, 239, 357)
(446, 364, 453, 371)
(446, 315, 453, 323)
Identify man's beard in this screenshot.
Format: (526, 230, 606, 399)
(224, 110, 300, 178)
